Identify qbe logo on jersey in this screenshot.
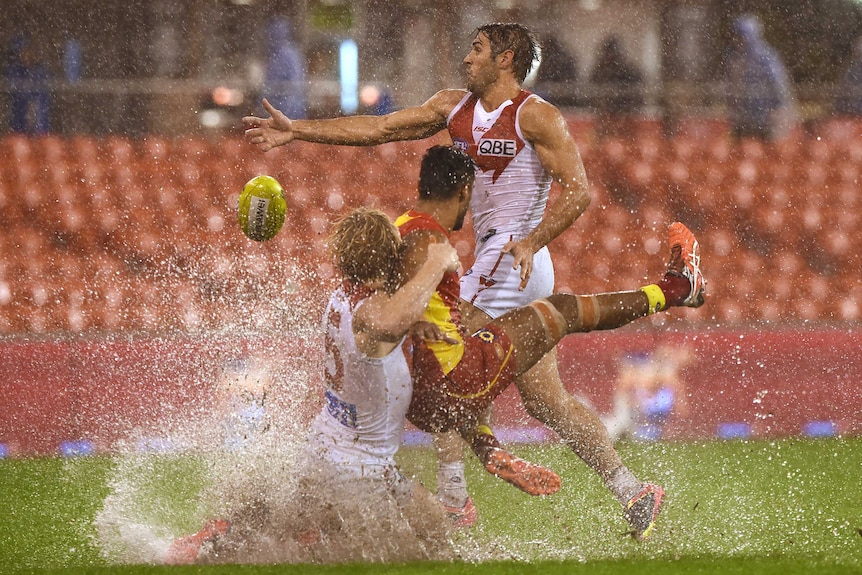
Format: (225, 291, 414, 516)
(478, 138, 517, 157)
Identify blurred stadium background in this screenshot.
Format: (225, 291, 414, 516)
(2, 0, 862, 456)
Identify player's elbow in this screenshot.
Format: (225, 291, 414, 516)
(579, 189, 592, 210)
(564, 188, 591, 220)
(376, 114, 408, 143)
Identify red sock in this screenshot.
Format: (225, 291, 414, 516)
(657, 273, 690, 307)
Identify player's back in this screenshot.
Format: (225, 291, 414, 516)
(306, 287, 412, 469)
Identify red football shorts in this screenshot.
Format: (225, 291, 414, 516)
(407, 324, 517, 433)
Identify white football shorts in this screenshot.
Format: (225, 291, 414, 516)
(460, 233, 555, 319)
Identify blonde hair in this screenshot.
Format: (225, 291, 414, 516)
(327, 207, 401, 286)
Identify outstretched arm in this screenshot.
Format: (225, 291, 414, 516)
(502, 98, 591, 289)
(242, 90, 465, 152)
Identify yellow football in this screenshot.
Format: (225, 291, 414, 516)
(237, 175, 286, 242)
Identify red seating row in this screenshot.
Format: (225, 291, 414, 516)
(0, 118, 860, 335)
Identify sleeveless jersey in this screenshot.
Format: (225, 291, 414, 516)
(306, 284, 412, 470)
(394, 209, 465, 374)
(447, 90, 553, 245)
(393, 210, 518, 433)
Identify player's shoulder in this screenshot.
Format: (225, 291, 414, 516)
(401, 224, 448, 257)
(521, 93, 563, 118)
(518, 94, 569, 137)
(403, 224, 446, 243)
(426, 89, 470, 113)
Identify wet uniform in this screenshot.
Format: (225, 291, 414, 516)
(447, 89, 555, 318)
(304, 282, 414, 500)
(395, 210, 517, 433)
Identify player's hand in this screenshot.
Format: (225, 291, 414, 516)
(409, 321, 459, 344)
(426, 241, 460, 273)
(242, 99, 294, 151)
(501, 238, 535, 291)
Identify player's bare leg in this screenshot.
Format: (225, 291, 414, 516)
(495, 222, 705, 374)
(464, 294, 638, 505)
(516, 349, 628, 480)
(513, 348, 654, 524)
(490, 222, 705, 539)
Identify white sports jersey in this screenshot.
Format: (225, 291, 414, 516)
(448, 90, 556, 317)
(447, 90, 553, 245)
(305, 286, 413, 481)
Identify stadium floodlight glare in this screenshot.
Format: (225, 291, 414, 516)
(340, 39, 359, 114)
(200, 109, 223, 128)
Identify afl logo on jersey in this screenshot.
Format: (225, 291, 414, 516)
(452, 138, 469, 153)
(478, 138, 517, 157)
(473, 328, 496, 343)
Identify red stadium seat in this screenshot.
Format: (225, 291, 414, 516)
(3, 128, 862, 334)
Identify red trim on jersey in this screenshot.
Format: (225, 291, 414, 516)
(448, 90, 531, 183)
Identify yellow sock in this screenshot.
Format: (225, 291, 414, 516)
(641, 284, 666, 314)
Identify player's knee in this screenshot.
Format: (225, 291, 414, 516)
(527, 299, 567, 342)
(573, 295, 600, 332)
(542, 294, 601, 333)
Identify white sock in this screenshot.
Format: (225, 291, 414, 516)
(605, 465, 642, 506)
(436, 461, 469, 508)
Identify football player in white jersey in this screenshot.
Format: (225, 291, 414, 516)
(306, 207, 460, 497)
(166, 209, 461, 564)
(243, 23, 667, 537)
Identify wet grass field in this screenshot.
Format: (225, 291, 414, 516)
(2, 438, 860, 574)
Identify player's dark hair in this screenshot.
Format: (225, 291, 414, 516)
(475, 23, 540, 83)
(418, 145, 475, 201)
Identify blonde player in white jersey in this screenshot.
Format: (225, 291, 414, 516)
(305, 208, 461, 500)
(244, 23, 666, 539)
(166, 209, 461, 565)
(284, 209, 461, 561)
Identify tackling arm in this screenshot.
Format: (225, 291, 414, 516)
(354, 240, 458, 357)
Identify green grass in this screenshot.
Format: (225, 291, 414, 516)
(2, 439, 861, 574)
